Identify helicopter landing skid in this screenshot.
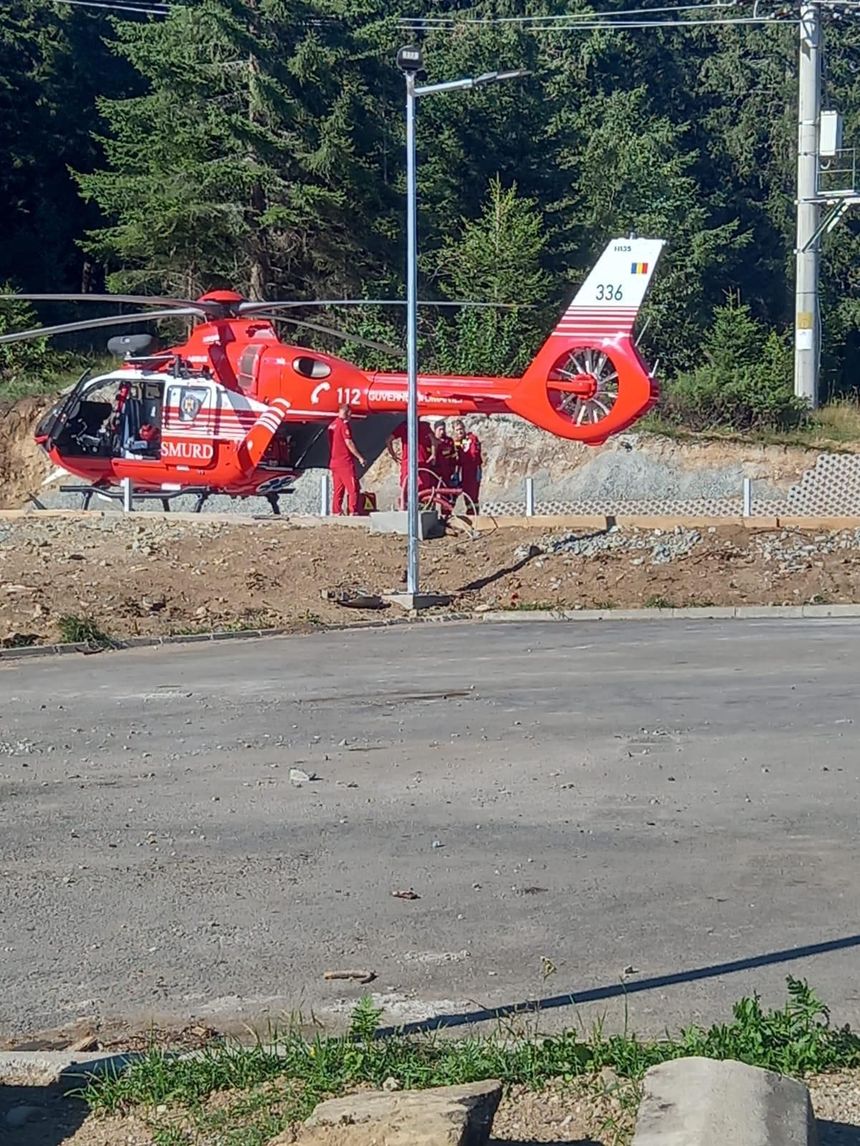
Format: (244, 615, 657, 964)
(57, 484, 286, 515)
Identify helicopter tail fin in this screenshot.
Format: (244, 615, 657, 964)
(553, 236, 665, 339)
(506, 235, 665, 444)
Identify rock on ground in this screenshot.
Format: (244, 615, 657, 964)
(270, 1080, 502, 1146)
(632, 1056, 818, 1146)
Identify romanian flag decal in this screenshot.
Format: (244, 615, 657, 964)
(630, 262, 649, 274)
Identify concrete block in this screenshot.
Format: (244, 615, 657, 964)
(631, 1057, 817, 1146)
(669, 606, 737, 618)
(384, 592, 453, 611)
(369, 510, 442, 538)
(289, 1079, 502, 1146)
(802, 603, 860, 618)
(0, 1049, 141, 1088)
(735, 606, 806, 618)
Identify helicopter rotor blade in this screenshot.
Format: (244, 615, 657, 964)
(241, 298, 523, 313)
(0, 307, 206, 345)
(0, 292, 204, 309)
(250, 313, 401, 358)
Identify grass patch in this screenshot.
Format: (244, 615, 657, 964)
(642, 397, 860, 451)
(644, 595, 674, 609)
(79, 980, 860, 1146)
(56, 613, 114, 648)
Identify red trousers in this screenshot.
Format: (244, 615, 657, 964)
(460, 473, 480, 510)
(331, 463, 360, 515)
(399, 464, 434, 508)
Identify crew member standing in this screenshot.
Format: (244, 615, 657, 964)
(431, 420, 457, 488)
(328, 404, 365, 516)
(386, 417, 434, 508)
(452, 419, 483, 512)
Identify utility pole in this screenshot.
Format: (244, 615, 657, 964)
(402, 54, 421, 597)
(794, 0, 821, 408)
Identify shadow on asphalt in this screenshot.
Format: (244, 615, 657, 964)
(0, 1081, 88, 1145)
(819, 1120, 860, 1145)
(377, 933, 860, 1037)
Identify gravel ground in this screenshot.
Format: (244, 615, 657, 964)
(6, 517, 860, 645)
(516, 525, 702, 565)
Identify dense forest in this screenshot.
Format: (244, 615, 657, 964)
(1, 0, 860, 428)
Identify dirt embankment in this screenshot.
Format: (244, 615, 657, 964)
(1, 515, 860, 646)
(0, 397, 53, 508)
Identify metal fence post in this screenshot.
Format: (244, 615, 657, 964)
(121, 477, 133, 513)
(320, 471, 331, 516)
(525, 476, 535, 517)
(742, 477, 752, 518)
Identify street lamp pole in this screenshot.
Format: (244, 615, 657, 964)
(403, 63, 420, 594)
(396, 47, 529, 601)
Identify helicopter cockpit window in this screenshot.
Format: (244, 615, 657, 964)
(49, 375, 163, 460)
(292, 356, 331, 380)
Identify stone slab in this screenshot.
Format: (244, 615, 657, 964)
(368, 510, 443, 538)
(291, 1079, 502, 1146)
(631, 1057, 817, 1145)
(0, 1049, 141, 1088)
(384, 592, 454, 612)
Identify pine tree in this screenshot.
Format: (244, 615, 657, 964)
(0, 2, 120, 291)
(76, 0, 396, 299)
(429, 177, 551, 376)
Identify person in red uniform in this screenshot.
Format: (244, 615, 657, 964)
(328, 404, 365, 515)
(386, 417, 434, 508)
(452, 419, 483, 512)
(431, 420, 457, 488)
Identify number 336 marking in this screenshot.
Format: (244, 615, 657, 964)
(595, 283, 623, 301)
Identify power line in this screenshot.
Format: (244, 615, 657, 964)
(401, 13, 797, 28)
(400, 2, 799, 29)
(47, 0, 170, 13)
(410, 0, 740, 23)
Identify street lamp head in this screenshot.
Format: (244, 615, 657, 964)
(472, 68, 531, 88)
(397, 45, 424, 74)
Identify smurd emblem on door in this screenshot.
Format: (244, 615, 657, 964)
(178, 388, 205, 422)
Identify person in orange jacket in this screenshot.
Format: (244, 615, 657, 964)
(452, 419, 483, 512)
(328, 404, 365, 515)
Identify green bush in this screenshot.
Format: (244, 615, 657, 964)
(660, 297, 809, 432)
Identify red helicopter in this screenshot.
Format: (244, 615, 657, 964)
(0, 235, 664, 510)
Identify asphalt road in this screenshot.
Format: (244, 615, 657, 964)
(2, 618, 860, 1044)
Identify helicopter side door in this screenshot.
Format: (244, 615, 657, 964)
(160, 380, 219, 469)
